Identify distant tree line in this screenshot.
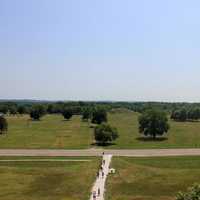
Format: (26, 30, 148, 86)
(1, 100, 200, 116)
(171, 108, 200, 122)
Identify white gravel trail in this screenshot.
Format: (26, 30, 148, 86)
(90, 154, 112, 200)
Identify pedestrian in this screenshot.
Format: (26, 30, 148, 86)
(102, 171, 104, 178)
(93, 191, 96, 200)
(97, 171, 99, 178)
(103, 159, 105, 165)
(98, 188, 100, 196)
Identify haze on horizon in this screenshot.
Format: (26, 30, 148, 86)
(1, 0, 200, 102)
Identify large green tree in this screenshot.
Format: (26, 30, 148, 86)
(0, 116, 8, 134)
(138, 109, 170, 139)
(94, 123, 118, 145)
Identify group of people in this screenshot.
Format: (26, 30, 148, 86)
(92, 152, 106, 200)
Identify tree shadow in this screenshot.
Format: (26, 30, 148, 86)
(61, 119, 70, 122)
(136, 137, 168, 142)
(172, 119, 200, 123)
(186, 120, 200, 123)
(89, 124, 97, 129)
(30, 119, 41, 122)
(91, 142, 116, 147)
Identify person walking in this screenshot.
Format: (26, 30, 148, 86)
(93, 191, 96, 200)
(102, 171, 104, 178)
(103, 159, 105, 165)
(98, 188, 100, 196)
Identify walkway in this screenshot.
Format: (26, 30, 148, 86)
(90, 154, 112, 200)
(0, 149, 200, 157)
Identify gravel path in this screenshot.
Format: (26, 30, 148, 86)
(0, 159, 91, 162)
(0, 149, 200, 157)
(90, 154, 112, 200)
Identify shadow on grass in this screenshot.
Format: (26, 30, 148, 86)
(91, 142, 117, 147)
(30, 119, 41, 122)
(172, 119, 200, 123)
(89, 124, 97, 129)
(136, 137, 168, 142)
(61, 119, 71, 122)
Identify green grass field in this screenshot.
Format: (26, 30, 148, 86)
(0, 156, 99, 200)
(108, 110, 200, 149)
(106, 156, 200, 200)
(0, 114, 93, 149)
(1, 110, 200, 149)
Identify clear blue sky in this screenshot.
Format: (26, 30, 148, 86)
(1, 0, 200, 102)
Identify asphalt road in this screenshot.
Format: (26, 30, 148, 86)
(0, 148, 200, 157)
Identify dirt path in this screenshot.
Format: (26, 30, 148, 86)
(90, 154, 112, 200)
(0, 149, 200, 157)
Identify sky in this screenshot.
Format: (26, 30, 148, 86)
(1, 0, 200, 102)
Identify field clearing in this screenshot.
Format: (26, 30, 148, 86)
(106, 156, 200, 200)
(0, 156, 100, 200)
(1, 111, 200, 149)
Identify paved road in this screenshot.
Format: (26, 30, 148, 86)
(90, 155, 112, 200)
(0, 149, 200, 157)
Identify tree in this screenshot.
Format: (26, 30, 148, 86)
(92, 108, 107, 124)
(0, 105, 8, 114)
(62, 108, 73, 120)
(82, 107, 91, 121)
(138, 109, 170, 139)
(187, 108, 200, 121)
(9, 106, 17, 115)
(171, 107, 200, 122)
(179, 109, 188, 121)
(171, 109, 187, 122)
(17, 106, 27, 115)
(0, 116, 8, 134)
(30, 105, 46, 120)
(176, 184, 200, 200)
(94, 123, 118, 145)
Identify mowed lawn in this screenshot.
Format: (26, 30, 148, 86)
(0, 156, 99, 200)
(108, 110, 200, 149)
(106, 156, 200, 200)
(0, 114, 93, 149)
(1, 111, 200, 149)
